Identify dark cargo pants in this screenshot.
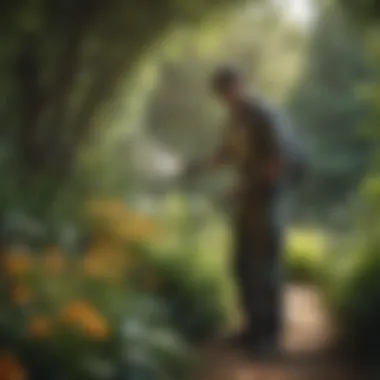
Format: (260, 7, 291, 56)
(233, 185, 286, 346)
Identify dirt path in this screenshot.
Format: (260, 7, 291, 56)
(200, 285, 361, 380)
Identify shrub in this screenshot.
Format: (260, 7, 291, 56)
(0, 250, 191, 380)
(135, 247, 226, 344)
(324, 243, 380, 366)
(0, 198, 223, 379)
(285, 228, 327, 284)
(1, 203, 342, 378)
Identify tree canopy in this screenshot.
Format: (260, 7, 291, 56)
(0, 0, 239, 182)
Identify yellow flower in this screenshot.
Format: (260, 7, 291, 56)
(115, 217, 156, 241)
(60, 301, 109, 340)
(28, 315, 52, 339)
(83, 241, 133, 280)
(3, 252, 30, 276)
(86, 199, 128, 221)
(84, 242, 111, 259)
(0, 353, 26, 380)
(83, 254, 110, 278)
(44, 247, 65, 274)
(11, 284, 31, 305)
(86, 198, 159, 243)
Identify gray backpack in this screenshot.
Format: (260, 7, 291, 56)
(267, 105, 308, 186)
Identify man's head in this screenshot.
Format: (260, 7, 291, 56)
(211, 65, 248, 106)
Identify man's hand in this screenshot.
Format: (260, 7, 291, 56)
(181, 153, 225, 184)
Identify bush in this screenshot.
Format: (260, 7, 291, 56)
(323, 243, 380, 366)
(285, 228, 327, 284)
(135, 247, 226, 344)
(0, 249, 191, 380)
(0, 198, 225, 379)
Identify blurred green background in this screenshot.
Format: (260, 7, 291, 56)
(0, 0, 380, 379)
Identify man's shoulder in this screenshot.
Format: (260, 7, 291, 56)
(243, 97, 281, 126)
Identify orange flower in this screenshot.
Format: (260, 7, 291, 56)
(60, 301, 109, 340)
(3, 253, 30, 276)
(61, 301, 88, 322)
(86, 199, 128, 221)
(27, 315, 52, 339)
(11, 284, 31, 305)
(44, 247, 65, 274)
(0, 353, 26, 380)
(81, 312, 109, 340)
(83, 242, 130, 280)
(115, 218, 156, 241)
(84, 243, 110, 260)
(83, 255, 109, 278)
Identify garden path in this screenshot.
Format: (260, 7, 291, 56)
(200, 285, 362, 380)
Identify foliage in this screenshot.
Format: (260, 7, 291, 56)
(139, 248, 226, 344)
(4, 0, 380, 376)
(318, 2, 380, 371)
(0, 0, 243, 219)
(285, 228, 327, 284)
(0, 198, 225, 379)
(288, 3, 373, 219)
(323, 241, 380, 367)
(339, 0, 380, 24)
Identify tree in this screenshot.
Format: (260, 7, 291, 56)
(0, 0, 252, 236)
(288, 4, 373, 219)
(339, 0, 380, 25)
(0, 0, 239, 185)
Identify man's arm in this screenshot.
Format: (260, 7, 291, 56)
(204, 134, 234, 170)
(184, 124, 234, 178)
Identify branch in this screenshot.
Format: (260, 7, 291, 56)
(41, 0, 106, 173)
(15, 35, 45, 171)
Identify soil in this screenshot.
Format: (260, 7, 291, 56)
(200, 285, 363, 380)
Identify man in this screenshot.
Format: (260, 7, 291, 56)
(184, 65, 306, 356)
